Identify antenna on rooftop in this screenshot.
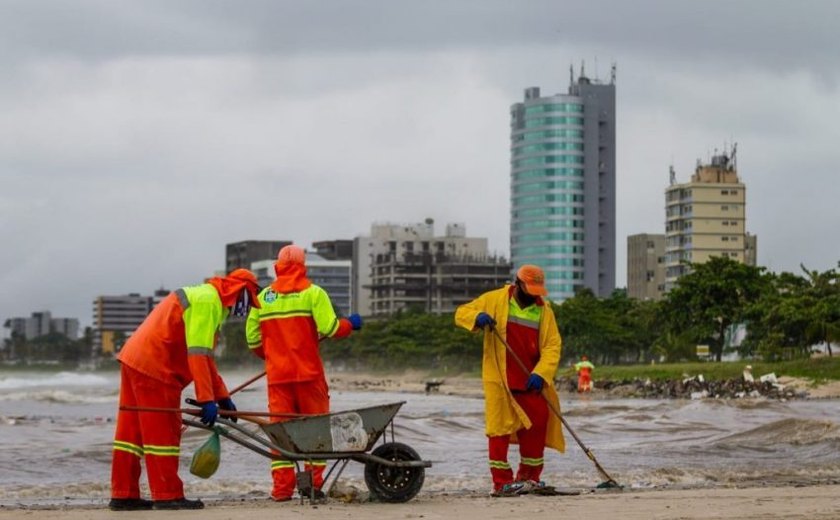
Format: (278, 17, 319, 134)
(669, 164, 676, 186)
(570, 63, 574, 85)
(611, 62, 616, 84)
(731, 142, 738, 169)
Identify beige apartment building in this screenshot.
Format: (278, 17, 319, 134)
(663, 149, 756, 292)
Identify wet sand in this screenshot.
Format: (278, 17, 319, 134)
(2, 484, 838, 519)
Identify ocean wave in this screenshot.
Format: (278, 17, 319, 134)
(0, 372, 111, 391)
(715, 418, 840, 447)
(1, 389, 116, 404)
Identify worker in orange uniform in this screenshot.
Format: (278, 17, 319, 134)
(455, 265, 564, 497)
(574, 355, 595, 392)
(246, 245, 363, 502)
(109, 269, 261, 511)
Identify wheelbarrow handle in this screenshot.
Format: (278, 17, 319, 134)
(120, 405, 315, 420)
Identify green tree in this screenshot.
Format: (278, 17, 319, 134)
(555, 288, 626, 364)
(739, 271, 808, 360)
(800, 264, 840, 357)
(623, 298, 663, 363)
(662, 256, 770, 361)
(30, 332, 81, 363)
(742, 265, 839, 361)
(321, 309, 482, 371)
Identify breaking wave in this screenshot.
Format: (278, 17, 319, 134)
(715, 418, 840, 447)
(2, 389, 116, 404)
(0, 372, 111, 391)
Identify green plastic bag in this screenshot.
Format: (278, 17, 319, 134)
(190, 431, 221, 479)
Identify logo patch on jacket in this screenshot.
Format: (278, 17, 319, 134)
(264, 289, 277, 303)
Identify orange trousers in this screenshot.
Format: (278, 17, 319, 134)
(578, 373, 592, 392)
(111, 365, 184, 501)
(488, 391, 548, 490)
(268, 377, 329, 499)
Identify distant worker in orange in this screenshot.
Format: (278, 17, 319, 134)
(246, 245, 363, 502)
(110, 269, 261, 511)
(574, 355, 595, 392)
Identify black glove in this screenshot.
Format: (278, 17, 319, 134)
(217, 397, 237, 423)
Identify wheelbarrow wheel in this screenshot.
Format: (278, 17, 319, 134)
(364, 442, 425, 503)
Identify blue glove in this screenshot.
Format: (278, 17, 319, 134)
(218, 397, 237, 423)
(199, 401, 218, 426)
(526, 374, 544, 392)
(348, 313, 363, 331)
(474, 312, 495, 329)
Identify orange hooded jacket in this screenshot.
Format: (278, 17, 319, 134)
(246, 262, 351, 385)
(118, 269, 260, 402)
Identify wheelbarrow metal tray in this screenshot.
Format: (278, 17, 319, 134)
(261, 401, 405, 454)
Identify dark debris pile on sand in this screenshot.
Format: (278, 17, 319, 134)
(555, 376, 808, 400)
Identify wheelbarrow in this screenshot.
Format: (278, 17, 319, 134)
(181, 401, 431, 503)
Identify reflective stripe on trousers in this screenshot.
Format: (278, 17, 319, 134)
(111, 365, 184, 501)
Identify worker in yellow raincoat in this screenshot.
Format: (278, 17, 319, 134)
(455, 265, 564, 497)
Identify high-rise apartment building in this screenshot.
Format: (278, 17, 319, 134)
(510, 65, 616, 302)
(225, 240, 291, 272)
(352, 219, 511, 316)
(627, 234, 666, 300)
(312, 240, 354, 261)
(664, 147, 756, 291)
(3, 311, 79, 340)
(92, 290, 168, 354)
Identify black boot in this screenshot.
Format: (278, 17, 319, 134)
(299, 487, 326, 501)
(153, 497, 204, 510)
(108, 498, 153, 511)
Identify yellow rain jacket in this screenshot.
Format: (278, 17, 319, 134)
(455, 285, 565, 452)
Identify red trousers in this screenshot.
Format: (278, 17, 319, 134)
(268, 377, 329, 499)
(488, 391, 548, 490)
(111, 365, 184, 501)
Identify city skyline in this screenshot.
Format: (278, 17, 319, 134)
(2, 1, 838, 328)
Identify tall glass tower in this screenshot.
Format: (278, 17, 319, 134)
(510, 66, 616, 301)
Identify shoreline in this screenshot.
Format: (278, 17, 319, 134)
(2, 483, 839, 519)
(324, 370, 840, 400)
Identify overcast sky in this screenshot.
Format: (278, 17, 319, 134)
(2, 0, 839, 329)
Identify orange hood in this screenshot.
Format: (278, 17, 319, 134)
(208, 268, 262, 308)
(271, 262, 312, 294)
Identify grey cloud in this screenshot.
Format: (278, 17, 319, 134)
(1, 1, 838, 327)
(3, 1, 839, 76)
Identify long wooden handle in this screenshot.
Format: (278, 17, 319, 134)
(120, 405, 314, 419)
(489, 326, 619, 486)
(229, 371, 267, 395)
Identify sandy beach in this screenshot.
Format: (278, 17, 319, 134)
(2, 484, 838, 520)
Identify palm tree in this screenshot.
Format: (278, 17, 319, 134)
(800, 264, 840, 357)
